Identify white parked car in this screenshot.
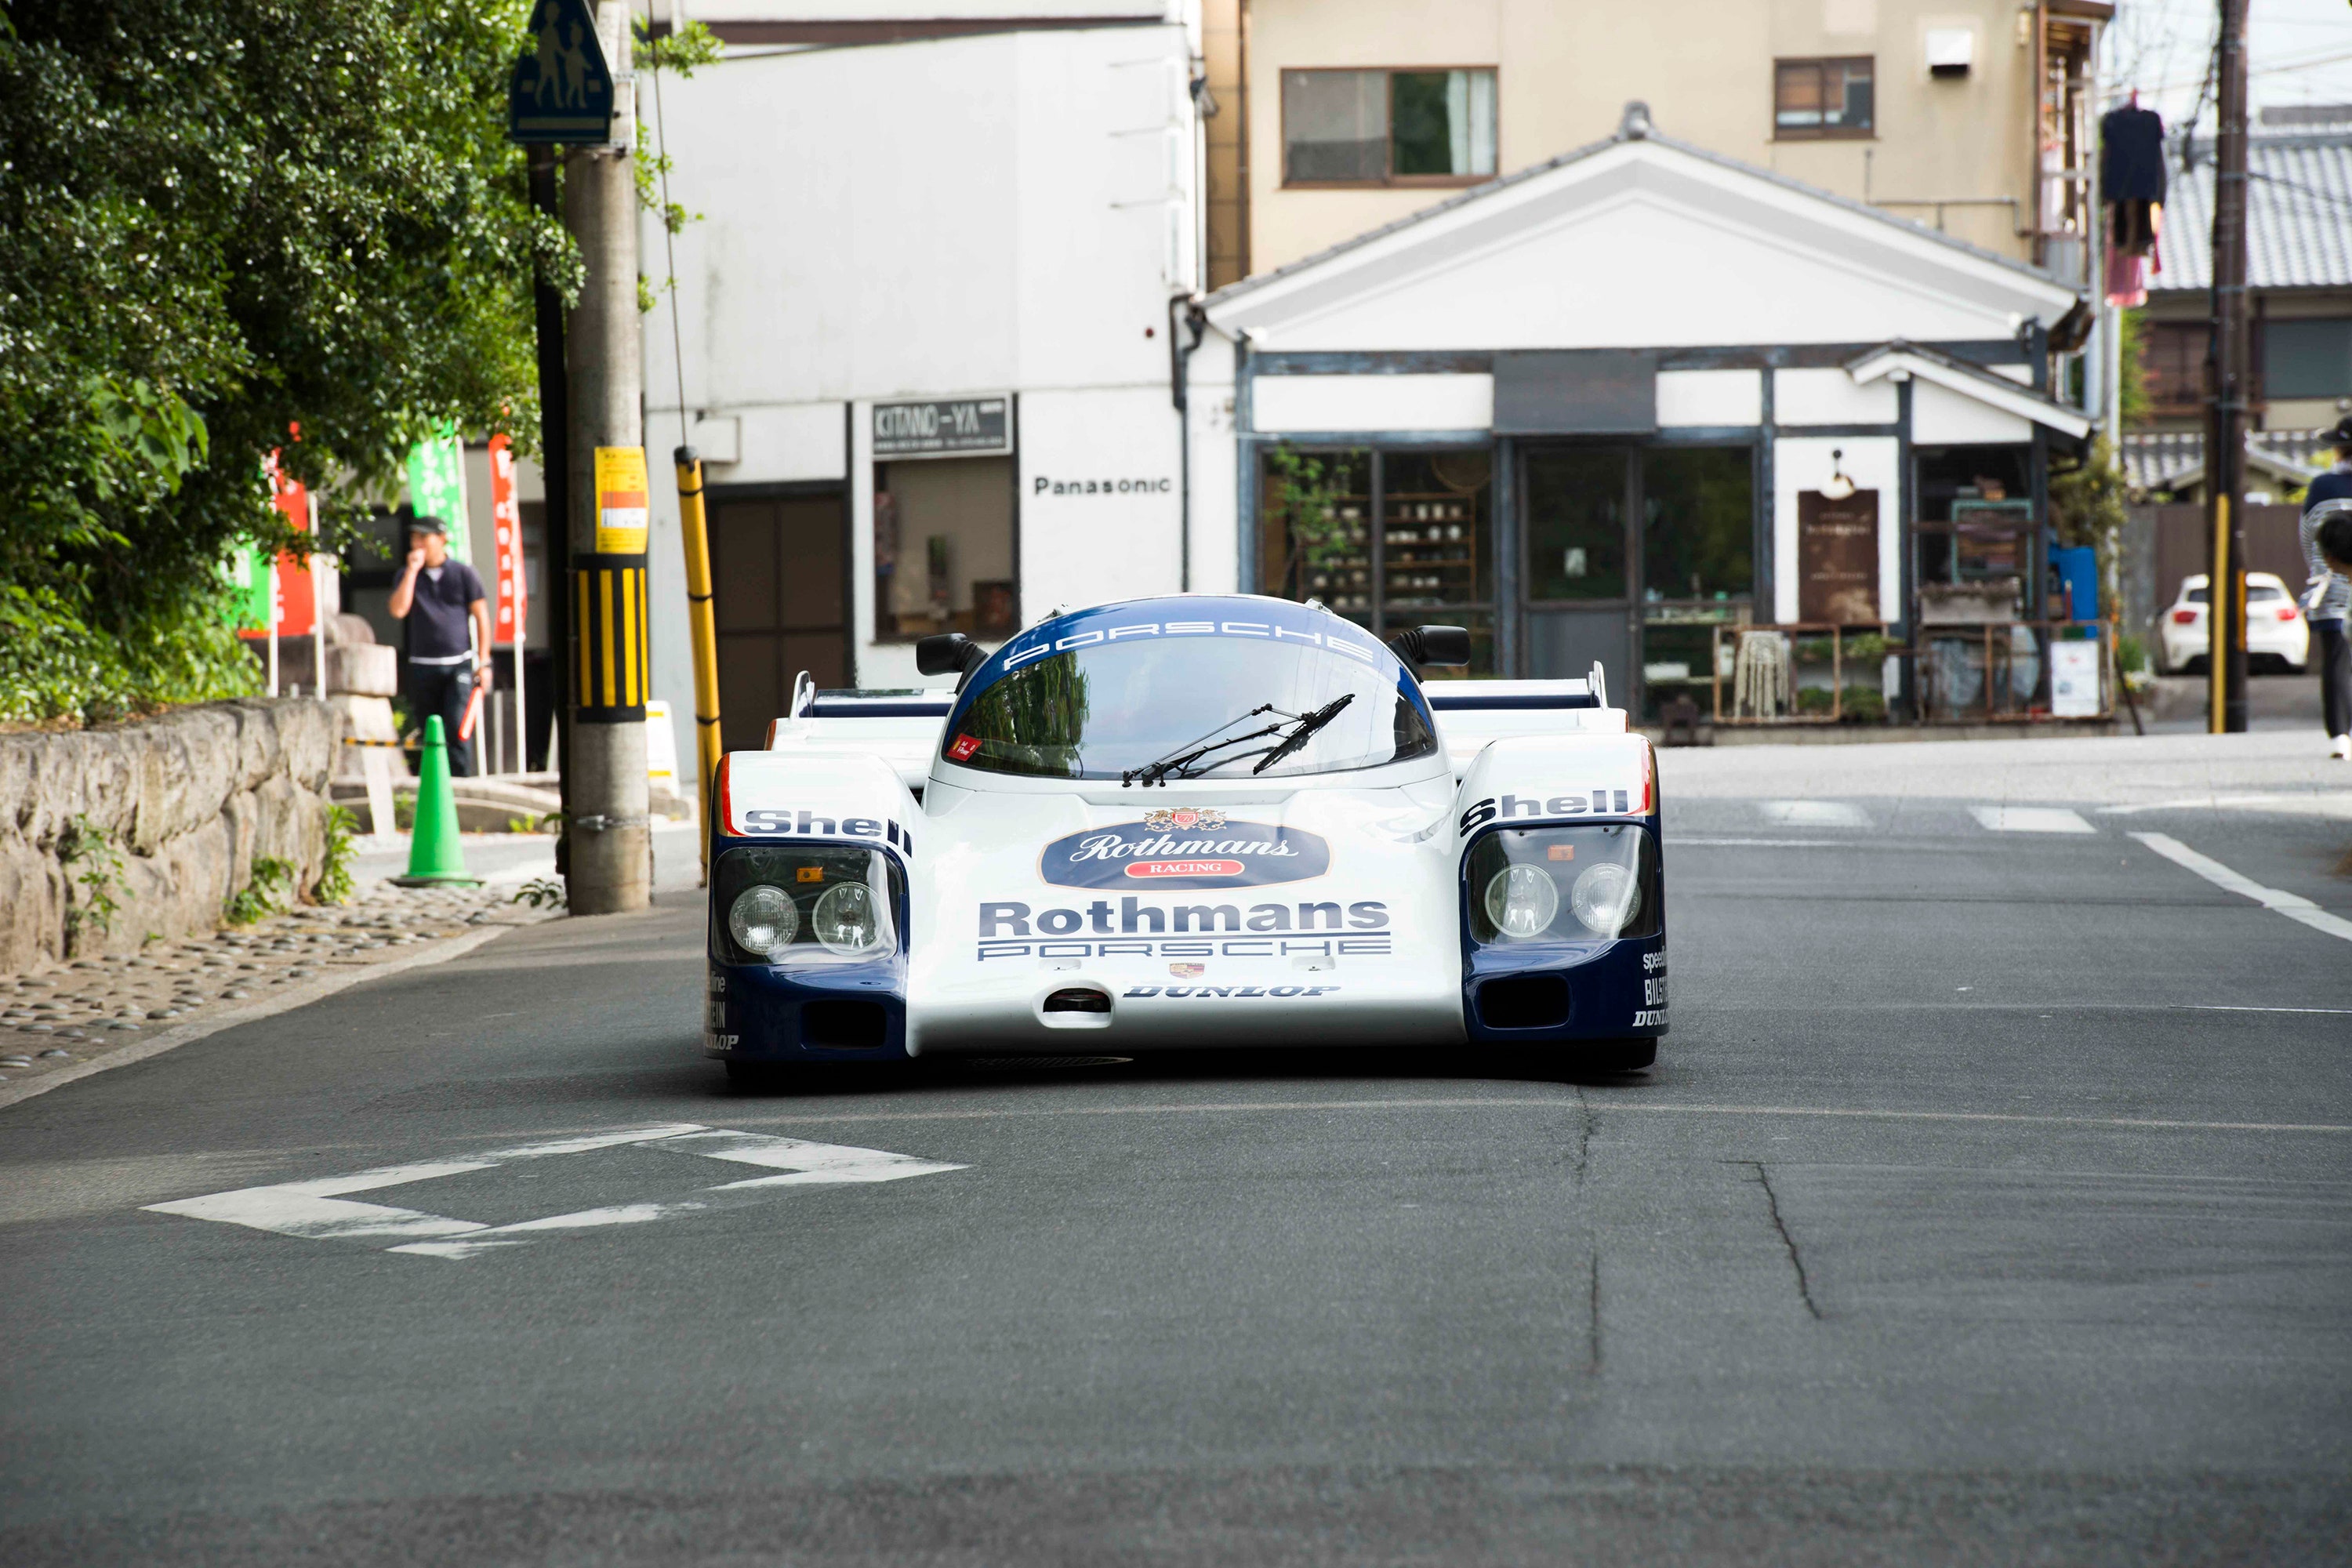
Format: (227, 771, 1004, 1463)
(2158, 572, 2310, 674)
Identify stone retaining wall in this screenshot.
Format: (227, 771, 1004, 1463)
(0, 699, 337, 974)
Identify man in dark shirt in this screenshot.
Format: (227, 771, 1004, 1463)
(389, 514, 492, 776)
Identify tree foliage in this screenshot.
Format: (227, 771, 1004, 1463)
(0, 1, 572, 723)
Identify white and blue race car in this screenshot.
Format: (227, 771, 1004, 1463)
(704, 595, 1664, 1078)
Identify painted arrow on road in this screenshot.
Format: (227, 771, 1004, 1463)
(144, 1123, 965, 1260)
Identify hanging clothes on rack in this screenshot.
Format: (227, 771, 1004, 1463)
(2100, 100, 2167, 308)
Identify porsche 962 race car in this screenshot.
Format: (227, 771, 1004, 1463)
(704, 595, 1665, 1076)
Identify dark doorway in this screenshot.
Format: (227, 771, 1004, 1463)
(1519, 445, 1755, 707)
(708, 488, 850, 753)
(1522, 446, 1636, 697)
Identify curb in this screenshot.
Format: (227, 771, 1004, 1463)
(0, 919, 543, 1114)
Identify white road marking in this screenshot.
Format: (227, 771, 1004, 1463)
(1759, 800, 1871, 829)
(723, 1098, 2352, 1136)
(2129, 832, 2352, 944)
(1970, 805, 2096, 834)
(2178, 1004, 2352, 1014)
(1672, 837, 1973, 851)
(2099, 793, 2352, 820)
(145, 1123, 965, 1260)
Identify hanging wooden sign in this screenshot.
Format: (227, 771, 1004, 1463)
(1798, 489, 1880, 624)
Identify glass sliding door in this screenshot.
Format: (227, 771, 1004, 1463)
(1522, 446, 1636, 695)
(1639, 446, 1755, 719)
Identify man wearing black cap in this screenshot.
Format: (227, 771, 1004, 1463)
(388, 514, 492, 776)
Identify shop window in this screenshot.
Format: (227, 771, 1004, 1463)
(2261, 318, 2352, 400)
(873, 456, 1016, 643)
(1258, 445, 1495, 674)
(1283, 68, 1497, 186)
(1638, 446, 1755, 714)
(1774, 57, 1873, 139)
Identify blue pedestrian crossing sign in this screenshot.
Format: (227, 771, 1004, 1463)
(508, 0, 615, 144)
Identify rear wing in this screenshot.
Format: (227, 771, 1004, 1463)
(1426, 663, 1623, 776)
(760, 676, 949, 791)
(757, 662, 1624, 789)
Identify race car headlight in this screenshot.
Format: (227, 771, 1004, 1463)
(1465, 822, 1660, 945)
(1483, 864, 1561, 940)
(811, 882, 885, 955)
(1568, 862, 1641, 936)
(728, 884, 800, 958)
(713, 844, 905, 965)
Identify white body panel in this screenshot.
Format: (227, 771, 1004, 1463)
(718, 612, 1658, 1055)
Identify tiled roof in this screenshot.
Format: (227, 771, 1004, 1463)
(2152, 123, 2352, 292)
(2119, 429, 2329, 493)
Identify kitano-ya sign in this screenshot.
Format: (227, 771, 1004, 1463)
(873, 397, 1011, 458)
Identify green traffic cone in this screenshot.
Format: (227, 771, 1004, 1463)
(391, 715, 479, 887)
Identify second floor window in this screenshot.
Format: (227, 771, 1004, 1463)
(1775, 56, 1874, 138)
(1283, 68, 1497, 186)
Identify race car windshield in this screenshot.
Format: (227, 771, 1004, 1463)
(946, 637, 1435, 781)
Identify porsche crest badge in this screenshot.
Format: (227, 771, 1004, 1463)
(1144, 807, 1227, 831)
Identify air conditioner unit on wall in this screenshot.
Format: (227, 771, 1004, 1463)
(1926, 29, 1974, 78)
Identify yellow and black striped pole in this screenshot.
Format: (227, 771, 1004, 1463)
(674, 446, 724, 874)
(572, 554, 652, 723)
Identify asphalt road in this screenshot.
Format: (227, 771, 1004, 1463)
(4, 734, 2349, 1566)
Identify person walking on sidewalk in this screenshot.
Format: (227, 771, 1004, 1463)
(2300, 417, 2352, 760)
(389, 514, 492, 778)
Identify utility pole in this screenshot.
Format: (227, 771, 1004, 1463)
(562, 0, 653, 913)
(2207, 0, 2251, 734)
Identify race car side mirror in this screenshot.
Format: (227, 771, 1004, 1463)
(916, 632, 990, 690)
(1388, 625, 1472, 676)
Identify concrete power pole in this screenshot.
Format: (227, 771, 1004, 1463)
(561, 2, 653, 914)
(2207, 0, 2252, 735)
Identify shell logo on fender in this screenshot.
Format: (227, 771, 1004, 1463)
(1038, 820, 1330, 890)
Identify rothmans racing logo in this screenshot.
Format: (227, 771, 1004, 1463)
(1038, 818, 1330, 890)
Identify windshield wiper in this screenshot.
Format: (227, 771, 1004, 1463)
(1121, 693, 1356, 787)
(1248, 692, 1354, 775)
(1122, 704, 1289, 788)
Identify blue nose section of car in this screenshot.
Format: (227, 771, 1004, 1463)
(1462, 934, 1666, 1042)
(705, 960, 911, 1061)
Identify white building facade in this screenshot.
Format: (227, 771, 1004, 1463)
(644, 20, 2092, 731)
(639, 2, 1203, 750)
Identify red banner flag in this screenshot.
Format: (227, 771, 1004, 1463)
(488, 434, 528, 648)
(258, 448, 315, 639)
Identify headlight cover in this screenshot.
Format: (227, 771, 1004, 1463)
(728, 884, 800, 958)
(1465, 823, 1660, 944)
(713, 844, 903, 964)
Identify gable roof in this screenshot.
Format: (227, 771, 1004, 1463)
(1206, 103, 2081, 352)
(1846, 340, 2092, 438)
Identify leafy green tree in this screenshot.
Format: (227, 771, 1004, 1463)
(0, 1, 574, 723)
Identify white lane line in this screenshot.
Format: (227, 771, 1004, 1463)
(1671, 838, 1974, 851)
(1759, 800, 1871, 829)
(145, 1124, 966, 1260)
(1971, 805, 2096, 834)
(724, 1097, 2352, 1136)
(2179, 1004, 2352, 1015)
(2100, 793, 2352, 820)
(2129, 832, 2352, 945)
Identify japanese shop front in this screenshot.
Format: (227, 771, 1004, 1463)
(1186, 115, 2091, 720)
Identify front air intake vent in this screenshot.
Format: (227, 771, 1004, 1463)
(1476, 974, 1571, 1031)
(800, 1000, 887, 1049)
(1043, 987, 1113, 1014)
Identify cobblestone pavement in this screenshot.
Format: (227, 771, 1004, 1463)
(0, 882, 556, 1095)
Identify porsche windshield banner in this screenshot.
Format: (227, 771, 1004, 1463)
(1038, 810, 1331, 890)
